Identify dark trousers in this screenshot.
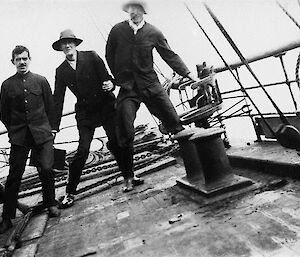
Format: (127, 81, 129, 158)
(0, 184, 5, 203)
(2, 140, 56, 219)
(66, 117, 122, 195)
(116, 87, 184, 179)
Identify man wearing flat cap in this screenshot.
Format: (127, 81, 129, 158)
(52, 29, 123, 207)
(106, 1, 199, 191)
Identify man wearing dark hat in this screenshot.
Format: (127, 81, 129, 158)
(105, 1, 199, 191)
(52, 29, 126, 206)
(0, 45, 60, 233)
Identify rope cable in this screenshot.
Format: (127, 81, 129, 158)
(276, 1, 300, 98)
(277, 1, 300, 30)
(296, 51, 300, 92)
(185, 3, 277, 137)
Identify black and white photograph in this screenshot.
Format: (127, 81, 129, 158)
(0, 0, 300, 256)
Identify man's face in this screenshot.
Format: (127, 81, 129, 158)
(60, 39, 76, 58)
(128, 5, 144, 24)
(13, 51, 31, 74)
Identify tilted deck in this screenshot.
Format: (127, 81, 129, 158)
(1, 141, 300, 256)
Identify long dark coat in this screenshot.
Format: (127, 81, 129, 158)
(53, 51, 116, 130)
(105, 21, 190, 94)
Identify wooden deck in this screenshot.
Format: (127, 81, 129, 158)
(1, 140, 300, 256)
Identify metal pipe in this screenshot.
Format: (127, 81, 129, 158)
(214, 39, 300, 73)
(222, 80, 297, 95)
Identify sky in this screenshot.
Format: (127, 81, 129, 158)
(0, 0, 300, 153)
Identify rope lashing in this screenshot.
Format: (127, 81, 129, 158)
(296, 51, 300, 92)
(276, 1, 300, 93)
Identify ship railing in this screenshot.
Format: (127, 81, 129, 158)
(216, 40, 300, 142)
(166, 39, 300, 144)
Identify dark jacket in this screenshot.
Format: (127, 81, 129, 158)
(53, 51, 116, 130)
(0, 72, 55, 145)
(105, 21, 190, 92)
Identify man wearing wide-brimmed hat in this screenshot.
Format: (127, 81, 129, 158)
(106, 1, 199, 192)
(52, 29, 123, 207)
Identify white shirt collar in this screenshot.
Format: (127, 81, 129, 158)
(66, 52, 77, 70)
(128, 19, 145, 35)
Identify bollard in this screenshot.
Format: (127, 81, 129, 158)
(176, 128, 253, 197)
(173, 128, 205, 180)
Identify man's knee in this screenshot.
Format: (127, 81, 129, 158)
(39, 161, 53, 171)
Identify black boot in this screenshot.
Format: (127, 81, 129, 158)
(48, 206, 61, 217)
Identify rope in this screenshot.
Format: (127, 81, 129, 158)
(277, 1, 300, 30)
(154, 63, 168, 79)
(276, 1, 300, 94)
(85, 7, 108, 43)
(185, 3, 277, 137)
(296, 51, 300, 92)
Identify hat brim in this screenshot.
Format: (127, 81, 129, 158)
(52, 38, 83, 51)
(122, 3, 147, 14)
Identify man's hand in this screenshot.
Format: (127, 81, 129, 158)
(186, 73, 199, 82)
(102, 80, 114, 91)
